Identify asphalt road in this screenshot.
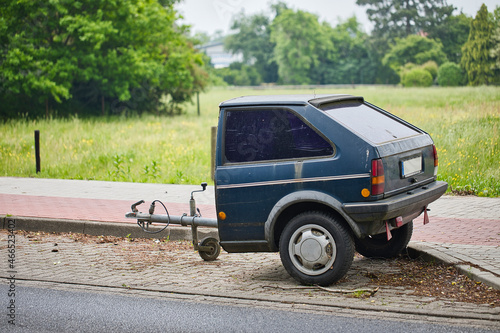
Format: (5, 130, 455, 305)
(2, 283, 498, 333)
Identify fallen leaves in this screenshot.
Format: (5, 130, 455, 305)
(369, 256, 500, 306)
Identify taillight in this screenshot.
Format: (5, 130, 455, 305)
(432, 144, 439, 176)
(371, 158, 385, 196)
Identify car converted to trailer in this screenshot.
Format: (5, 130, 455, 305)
(127, 94, 448, 286)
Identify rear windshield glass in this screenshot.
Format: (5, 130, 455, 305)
(319, 101, 420, 144)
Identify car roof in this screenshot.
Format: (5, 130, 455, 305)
(219, 94, 364, 108)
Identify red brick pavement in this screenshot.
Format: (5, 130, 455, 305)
(2, 193, 499, 246)
(0, 193, 217, 224)
(413, 215, 500, 246)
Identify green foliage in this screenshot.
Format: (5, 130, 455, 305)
(0, 0, 208, 119)
(429, 13, 472, 64)
(421, 61, 439, 80)
(211, 1, 469, 87)
(437, 62, 465, 86)
(383, 35, 448, 73)
(491, 25, 500, 71)
(214, 62, 262, 86)
(401, 68, 433, 87)
(488, 6, 500, 85)
(223, 9, 380, 85)
(270, 9, 335, 84)
(225, 11, 279, 83)
(354, 0, 458, 84)
(460, 4, 496, 86)
(321, 17, 378, 84)
(356, 0, 454, 43)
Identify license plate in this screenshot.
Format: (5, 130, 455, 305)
(401, 155, 422, 178)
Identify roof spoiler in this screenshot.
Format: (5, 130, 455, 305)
(309, 95, 364, 109)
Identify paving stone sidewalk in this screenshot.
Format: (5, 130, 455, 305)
(1, 177, 499, 291)
(1, 229, 499, 329)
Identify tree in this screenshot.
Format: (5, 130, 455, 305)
(224, 2, 289, 84)
(321, 16, 378, 84)
(428, 13, 472, 63)
(225, 12, 278, 83)
(355, 0, 453, 84)
(461, 4, 496, 86)
(356, 0, 455, 42)
(491, 25, 500, 71)
(489, 6, 500, 83)
(383, 35, 448, 75)
(270, 9, 335, 84)
(0, 0, 207, 118)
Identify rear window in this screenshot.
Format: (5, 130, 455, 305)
(319, 101, 420, 144)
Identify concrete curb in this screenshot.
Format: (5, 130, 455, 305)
(408, 242, 500, 291)
(0, 216, 218, 241)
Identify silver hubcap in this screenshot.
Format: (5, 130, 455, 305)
(288, 224, 337, 276)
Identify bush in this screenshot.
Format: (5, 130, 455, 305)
(402, 68, 433, 87)
(421, 61, 439, 80)
(437, 62, 465, 86)
(214, 62, 262, 86)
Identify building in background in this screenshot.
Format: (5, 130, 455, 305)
(198, 41, 243, 68)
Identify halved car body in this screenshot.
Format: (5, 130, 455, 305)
(214, 94, 448, 253)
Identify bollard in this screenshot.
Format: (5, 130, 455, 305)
(34, 130, 41, 173)
(197, 92, 200, 116)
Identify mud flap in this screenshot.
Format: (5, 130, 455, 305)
(385, 221, 392, 241)
(423, 205, 430, 225)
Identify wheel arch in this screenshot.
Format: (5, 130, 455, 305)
(264, 190, 362, 251)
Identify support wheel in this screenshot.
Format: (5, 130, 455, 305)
(355, 221, 413, 258)
(198, 237, 221, 261)
(279, 211, 354, 286)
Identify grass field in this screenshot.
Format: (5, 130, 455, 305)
(1, 86, 499, 197)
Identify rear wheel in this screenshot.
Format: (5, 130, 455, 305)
(279, 211, 354, 286)
(355, 221, 413, 258)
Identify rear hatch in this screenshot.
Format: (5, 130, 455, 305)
(313, 98, 437, 199)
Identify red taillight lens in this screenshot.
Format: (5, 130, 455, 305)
(432, 144, 438, 167)
(432, 144, 439, 176)
(371, 159, 385, 196)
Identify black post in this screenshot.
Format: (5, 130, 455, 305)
(34, 130, 41, 173)
(197, 92, 200, 116)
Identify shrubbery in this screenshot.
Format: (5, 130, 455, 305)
(422, 61, 439, 80)
(401, 68, 434, 87)
(215, 63, 262, 86)
(437, 62, 465, 86)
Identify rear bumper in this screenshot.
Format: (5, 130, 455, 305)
(342, 181, 448, 223)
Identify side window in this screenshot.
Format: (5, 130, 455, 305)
(224, 108, 333, 163)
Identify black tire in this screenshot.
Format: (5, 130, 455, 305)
(198, 237, 221, 261)
(279, 211, 354, 286)
(354, 221, 413, 258)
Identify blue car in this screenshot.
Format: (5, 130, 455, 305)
(214, 94, 448, 286)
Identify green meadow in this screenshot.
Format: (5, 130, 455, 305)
(1, 86, 499, 197)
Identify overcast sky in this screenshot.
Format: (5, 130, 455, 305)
(176, 0, 500, 36)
